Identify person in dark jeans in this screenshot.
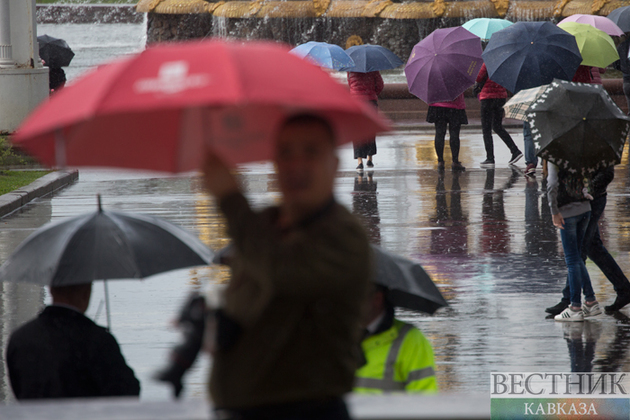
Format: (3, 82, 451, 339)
(547, 167, 630, 315)
(476, 63, 522, 168)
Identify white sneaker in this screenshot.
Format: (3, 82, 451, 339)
(583, 302, 602, 318)
(555, 307, 584, 322)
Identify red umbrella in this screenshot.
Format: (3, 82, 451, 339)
(13, 40, 390, 173)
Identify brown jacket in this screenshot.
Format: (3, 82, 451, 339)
(209, 193, 372, 409)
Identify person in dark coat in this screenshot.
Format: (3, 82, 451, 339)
(48, 66, 66, 91)
(6, 283, 140, 400)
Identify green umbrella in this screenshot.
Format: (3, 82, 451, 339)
(557, 21, 619, 68)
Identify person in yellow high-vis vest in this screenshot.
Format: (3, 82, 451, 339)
(355, 285, 438, 393)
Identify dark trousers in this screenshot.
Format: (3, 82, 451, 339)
(434, 120, 461, 162)
(480, 98, 519, 160)
(623, 81, 630, 115)
(561, 195, 630, 302)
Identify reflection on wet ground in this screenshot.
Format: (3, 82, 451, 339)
(1, 128, 630, 401)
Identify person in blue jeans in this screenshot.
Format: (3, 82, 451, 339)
(523, 121, 537, 176)
(546, 167, 630, 315)
(547, 163, 600, 321)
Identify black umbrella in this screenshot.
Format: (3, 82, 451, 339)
(213, 244, 447, 314)
(528, 79, 630, 173)
(0, 196, 213, 329)
(38, 34, 75, 68)
(372, 245, 447, 314)
(607, 6, 630, 33)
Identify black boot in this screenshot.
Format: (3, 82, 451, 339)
(605, 293, 630, 312)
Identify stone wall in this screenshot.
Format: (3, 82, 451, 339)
(147, 13, 442, 58)
(36, 4, 143, 24)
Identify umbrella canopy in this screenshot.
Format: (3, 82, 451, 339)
(607, 6, 630, 33)
(289, 41, 354, 70)
(405, 27, 483, 104)
(0, 202, 213, 287)
(372, 245, 447, 314)
(528, 79, 630, 173)
(38, 34, 75, 68)
(213, 243, 447, 314)
(557, 21, 619, 68)
(462, 18, 513, 40)
(503, 85, 549, 121)
(341, 44, 404, 73)
(559, 14, 624, 37)
(482, 21, 582, 93)
(12, 40, 389, 173)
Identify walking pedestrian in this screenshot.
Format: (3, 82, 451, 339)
(475, 63, 523, 168)
(426, 93, 467, 171)
(347, 71, 383, 170)
(546, 166, 630, 315)
(547, 163, 600, 322)
(202, 114, 372, 420)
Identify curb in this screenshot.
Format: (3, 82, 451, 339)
(0, 170, 79, 218)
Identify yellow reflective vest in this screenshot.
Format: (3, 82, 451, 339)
(354, 318, 438, 393)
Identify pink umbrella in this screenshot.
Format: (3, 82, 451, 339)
(405, 27, 483, 104)
(560, 14, 624, 36)
(12, 40, 390, 173)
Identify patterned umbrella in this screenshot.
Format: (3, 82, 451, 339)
(503, 85, 549, 121)
(528, 79, 630, 173)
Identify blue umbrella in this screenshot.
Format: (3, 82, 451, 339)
(481, 21, 582, 93)
(289, 41, 354, 70)
(341, 44, 404, 73)
(462, 18, 513, 41)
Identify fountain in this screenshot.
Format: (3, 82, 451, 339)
(136, 0, 630, 58)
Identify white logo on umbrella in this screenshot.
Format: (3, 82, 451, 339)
(134, 61, 211, 95)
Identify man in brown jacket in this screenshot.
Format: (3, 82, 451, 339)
(202, 114, 372, 419)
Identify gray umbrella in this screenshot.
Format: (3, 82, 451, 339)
(0, 197, 213, 328)
(213, 244, 447, 314)
(372, 245, 447, 314)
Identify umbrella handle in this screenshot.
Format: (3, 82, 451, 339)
(54, 129, 67, 168)
(104, 279, 111, 332)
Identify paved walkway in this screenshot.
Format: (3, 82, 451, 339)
(0, 127, 629, 407)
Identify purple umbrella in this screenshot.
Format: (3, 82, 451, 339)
(559, 14, 624, 37)
(405, 27, 483, 104)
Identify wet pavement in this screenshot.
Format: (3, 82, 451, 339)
(1, 127, 630, 402)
